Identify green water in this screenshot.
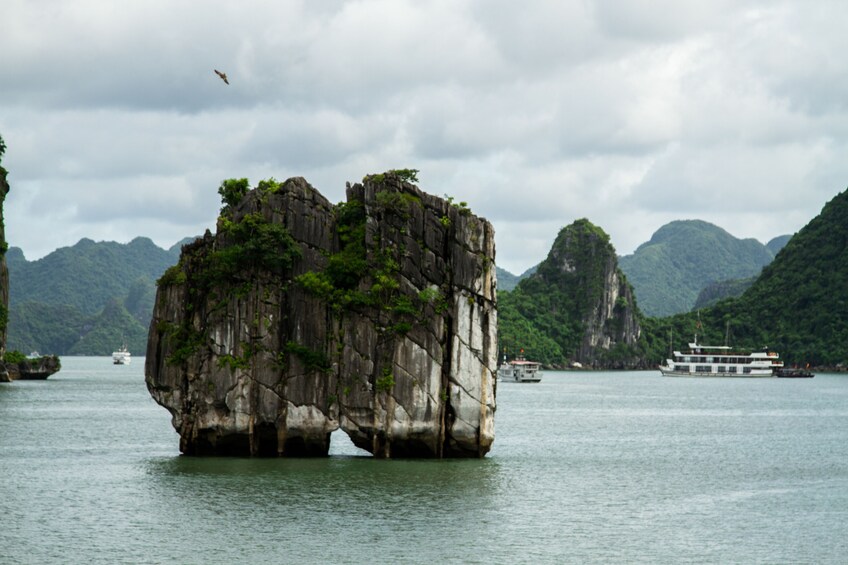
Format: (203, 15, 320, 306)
(1, 357, 847, 563)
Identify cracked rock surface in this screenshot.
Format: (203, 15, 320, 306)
(146, 174, 497, 457)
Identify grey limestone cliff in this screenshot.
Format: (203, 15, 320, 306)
(0, 165, 8, 381)
(146, 173, 497, 457)
(516, 218, 642, 369)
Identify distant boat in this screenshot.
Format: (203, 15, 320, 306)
(28, 351, 40, 358)
(498, 351, 542, 383)
(112, 345, 131, 365)
(659, 337, 783, 377)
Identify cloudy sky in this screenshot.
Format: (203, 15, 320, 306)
(2, 0, 847, 274)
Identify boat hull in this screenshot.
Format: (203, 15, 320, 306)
(660, 369, 776, 378)
(500, 376, 542, 383)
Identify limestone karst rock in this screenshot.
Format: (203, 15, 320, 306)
(5, 355, 62, 380)
(502, 218, 642, 369)
(146, 173, 497, 457)
(0, 164, 9, 381)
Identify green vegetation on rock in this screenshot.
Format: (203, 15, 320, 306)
(498, 219, 643, 367)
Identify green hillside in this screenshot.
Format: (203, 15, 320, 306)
(619, 220, 780, 317)
(6, 238, 183, 355)
(496, 264, 538, 291)
(767, 234, 792, 256)
(9, 237, 180, 314)
(498, 219, 643, 367)
(693, 276, 756, 310)
(495, 267, 521, 292)
(643, 189, 848, 367)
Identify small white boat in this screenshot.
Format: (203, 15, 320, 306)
(498, 352, 542, 383)
(112, 345, 131, 365)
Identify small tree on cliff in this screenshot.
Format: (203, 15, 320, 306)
(0, 134, 6, 164)
(218, 178, 249, 214)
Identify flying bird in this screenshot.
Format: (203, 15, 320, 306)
(214, 69, 229, 85)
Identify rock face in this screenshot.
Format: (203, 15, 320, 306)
(5, 355, 62, 381)
(0, 164, 10, 381)
(0, 168, 8, 348)
(146, 174, 497, 458)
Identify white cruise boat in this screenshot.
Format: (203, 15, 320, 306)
(659, 338, 782, 378)
(498, 353, 542, 383)
(112, 344, 131, 365)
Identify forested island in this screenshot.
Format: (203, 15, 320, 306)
(498, 189, 848, 370)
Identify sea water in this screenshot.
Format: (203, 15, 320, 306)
(1, 357, 847, 564)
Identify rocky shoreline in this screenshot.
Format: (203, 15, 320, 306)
(0, 355, 62, 382)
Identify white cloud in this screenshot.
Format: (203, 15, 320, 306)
(1, 0, 847, 275)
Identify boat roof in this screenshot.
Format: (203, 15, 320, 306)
(675, 348, 777, 358)
(509, 359, 540, 365)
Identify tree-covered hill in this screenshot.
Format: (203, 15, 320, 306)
(498, 219, 643, 368)
(495, 267, 521, 292)
(618, 220, 786, 317)
(496, 264, 538, 291)
(643, 189, 848, 367)
(6, 238, 185, 355)
(693, 276, 757, 310)
(9, 237, 181, 314)
(766, 234, 792, 256)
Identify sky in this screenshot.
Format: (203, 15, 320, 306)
(2, 0, 847, 275)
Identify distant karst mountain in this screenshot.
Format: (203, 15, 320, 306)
(495, 267, 520, 291)
(618, 220, 789, 317)
(498, 219, 643, 368)
(6, 237, 185, 355)
(495, 264, 537, 291)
